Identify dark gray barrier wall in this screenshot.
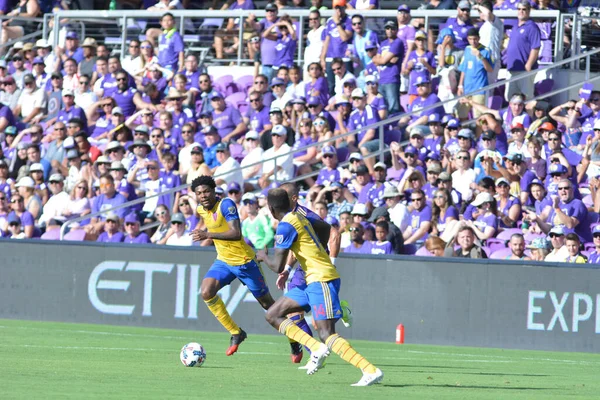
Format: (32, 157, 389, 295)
(1, 241, 599, 352)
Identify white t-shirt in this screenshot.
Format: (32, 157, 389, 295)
(178, 142, 201, 175)
(544, 246, 569, 262)
(479, 16, 504, 67)
(142, 178, 161, 213)
(389, 202, 410, 232)
(18, 88, 47, 119)
(305, 27, 325, 66)
(452, 168, 477, 202)
(262, 143, 294, 181)
(75, 90, 98, 110)
(240, 146, 264, 179)
(39, 191, 70, 225)
(166, 232, 193, 246)
(214, 156, 244, 188)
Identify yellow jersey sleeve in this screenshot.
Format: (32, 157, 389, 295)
(275, 212, 339, 284)
(196, 198, 256, 266)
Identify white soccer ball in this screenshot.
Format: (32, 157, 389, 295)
(180, 342, 206, 367)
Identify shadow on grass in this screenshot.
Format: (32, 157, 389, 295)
(382, 384, 552, 390)
(407, 371, 550, 378)
(376, 364, 471, 370)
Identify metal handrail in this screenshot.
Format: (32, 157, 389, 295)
(58, 46, 600, 240)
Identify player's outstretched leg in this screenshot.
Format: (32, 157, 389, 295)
(325, 333, 383, 386)
(204, 295, 247, 355)
(279, 318, 329, 373)
(289, 313, 313, 360)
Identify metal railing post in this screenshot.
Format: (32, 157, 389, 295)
(42, 13, 48, 40)
(179, 14, 185, 36)
(586, 54, 591, 81)
(555, 13, 563, 62)
(297, 15, 304, 67)
(121, 16, 127, 58)
(273, 156, 278, 185)
(52, 14, 60, 49)
(378, 125, 384, 163)
(237, 11, 244, 67)
(573, 13, 579, 70)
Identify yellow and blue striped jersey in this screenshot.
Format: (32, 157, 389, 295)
(197, 198, 256, 266)
(275, 211, 339, 284)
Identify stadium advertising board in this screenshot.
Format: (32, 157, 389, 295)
(1, 241, 599, 352)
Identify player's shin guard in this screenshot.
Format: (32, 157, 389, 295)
(325, 334, 377, 374)
(279, 318, 321, 353)
(290, 314, 313, 353)
(204, 295, 241, 335)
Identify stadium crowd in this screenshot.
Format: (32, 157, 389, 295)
(0, 0, 598, 265)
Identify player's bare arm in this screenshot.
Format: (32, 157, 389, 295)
(256, 247, 289, 274)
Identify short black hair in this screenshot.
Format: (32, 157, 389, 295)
(479, 177, 495, 190)
(99, 173, 114, 183)
(280, 182, 299, 198)
(191, 175, 216, 192)
(161, 12, 175, 21)
(565, 233, 580, 243)
(375, 221, 389, 232)
(467, 28, 479, 37)
(267, 188, 291, 213)
(68, 118, 84, 128)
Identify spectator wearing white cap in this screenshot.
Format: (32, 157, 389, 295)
(495, 177, 521, 229)
(259, 124, 294, 188)
(40, 173, 75, 229)
(365, 75, 388, 120)
(240, 131, 264, 191)
(464, 192, 498, 241)
(241, 192, 274, 249)
(382, 185, 409, 233)
(16, 175, 41, 220)
(164, 212, 193, 246)
(28, 162, 49, 205)
(15, 73, 47, 124)
(402, 30, 436, 104)
(544, 226, 569, 262)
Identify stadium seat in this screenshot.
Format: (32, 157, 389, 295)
(583, 194, 594, 209)
(214, 75, 235, 96)
(489, 247, 513, 259)
(229, 143, 245, 163)
(535, 79, 554, 97)
(225, 92, 246, 108)
(584, 242, 595, 252)
(487, 95, 504, 110)
(401, 244, 417, 255)
(235, 75, 254, 94)
(64, 229, 86, 241)
(496, 228, 523, 241)
(582, 250, 591, 259)
(524, 232, 545, 243)
(400, 94, 410, 113)
(414, 246, 432, 256)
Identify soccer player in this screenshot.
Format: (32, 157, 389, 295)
(258, 188, 383, 386)
(190, 176, 303, 360)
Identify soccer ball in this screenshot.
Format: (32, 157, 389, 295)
(180, 342, 206, 367)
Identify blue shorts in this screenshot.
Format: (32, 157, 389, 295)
(285, 278, 342, 321)
(205, 259, 269, 298)
(288, 268, 307, 291)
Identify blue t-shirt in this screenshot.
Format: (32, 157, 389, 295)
(458, 45, 493, 96)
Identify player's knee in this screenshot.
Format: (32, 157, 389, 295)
(265, 308, 278, 327)
(200, 285, 216, 301)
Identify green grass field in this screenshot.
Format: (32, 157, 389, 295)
(1, 319, 599, 399)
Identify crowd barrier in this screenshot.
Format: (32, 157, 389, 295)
(1, 240, 599, 353)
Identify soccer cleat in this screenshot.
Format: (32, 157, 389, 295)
(226, 329, 247, 356)
(290, 342, 303, 363)
(340, 300, 353, 328)
(298, 343, 330, 375)
(351, 368, 384, 386)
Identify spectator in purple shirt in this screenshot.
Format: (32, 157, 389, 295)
(263, 17, 297, 69)
(443, 1, 475, 50)
(400, 75, 444, 131)
(247, 3, 280, 82)
(588, 225, 600, 265)
(8, 193, 35, 238)
(320, 0, 353, 93)
(370, 220, 393, 255)
(122, 213, 151, 244)
(96, 212, 125, 243)
(210, 92, 247, 142)
(244, 91, 272, 136)
(343, 222, 373, 254)
(371, 20, 404, 115)
(403, 188, 432, 245)
(347, 88, 380, 169)
(157, 13, 184, 72)
(84, 173, 128, 240)
(467, 192, 498, 241)
(504, 1, 541, 101)
(305, 62, 330, 107)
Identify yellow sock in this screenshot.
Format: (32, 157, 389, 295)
(326, 334, 377, 373)
(204, 295, 241, 335)
(278, 319, 321, 352)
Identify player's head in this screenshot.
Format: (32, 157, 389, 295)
(267, 188, 292, 220)
(279, 182, 299, 207)
(191, 175, 217, 209)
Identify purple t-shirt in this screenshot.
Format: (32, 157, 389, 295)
(397, 24, 416, 53)
(370, 240, 393, 255)
(409, 204, 432, 239)
(9, 210, 34, 227)
(366, 182, 386, 208)
(91, 116, 113, 139)
(97, 231, 125, 243)
(324, 16, 353, 58)
(424, 135, 443, 156)
(172, 109, 194, 133)
(344, 241, 373, 254)
(0, 104, 16, 127)
(406, 51, 436, 96)
(142, 76, 168, 94)
(212, 106, 243, 139)
(158, 31, 185, 70)
(443, 18, 475, 50)
(498, 196, 521, 228)
(535, 196, 552, 216)
(246, 105, 271, 133)
(92, 192, 129, 219)
(316, 167, 342, 186)
(474, 212, 498, 232)
(409, 93, 444, 123)
(378, 37, 404, 85)
(259, 18, 280, 66)
(113, 87, 138, 117)
(437, 205, 459, 233)
(184, 70, 201, 91)
(305, 77, 329, 107)
(547, 199, 589, 240)
(506, 19, 541, 71)
(57, 105, 87, 128)
(588, 250, 600, 265)
(292, 135, 317, 158)
(346, 105, 379, 143)
(185, 214, 199, 233)
(123, 232, 150, 244)
(275, 34, 297, 68)
(368, 94, 387, 113)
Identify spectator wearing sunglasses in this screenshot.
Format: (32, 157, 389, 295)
(0, 75, 21, 111)
(150, 204, 171, 243)
(96, 212, 125, 243)
(164, 212, 193, 246)
(403, 189, 431, 245)
(14, 74, 47, 124)
(343, 222, 373, 254)
(122, 213, 150, 244)
(321, 0, 353, 93)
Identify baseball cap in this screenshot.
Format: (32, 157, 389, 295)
(66, 149, 80, 159)
(428, 113, 441, 124)
(269, 106, 283, 114)
(112, 107, 124, 116)
(594, 120, 600, 131)
(415, 31, 427, 40)
(245, 130, 259, 140)
(35, 38, 51, 48)
(49, 173, 63, 182)
(8, 214, 20, 225)
(397, 4, 410, 12)
(446, 118, 459, 129)
(307, 96, 320, 106)
(504, 153, 523, 164)
(351, 203, 368, 216)
(291, 96, 306, 105)
(384, 20, 398, 29)
(425, 151, 440, 161)
(322, 145, 336, 156)
(365, 75, 378, 84)
(242, 193, 257, 203)
(105, 141, 124, 153)
(350, 88, 365, 98)
(171, 212, 186, 224)
(369, 207, 390, 223)
(109, 161, 127, 171)
(356, 165, 370, 175)
(413, 74, 430, 86)
(549, 226, 565, 236)
(374, 162, 387, 170)
(32, 56, 45, 65)
(16, 176, 35, 188)
(410, 126, 425, 137)
(471, 192, 494, 207)
(593, 225, 600, 234)
(365, 42, 378, 51)
(62, 88, 74, 97)
(265, 2, 277, 10)
(0, 60, 6, 69)
(457, 128, 473, 139)
(23, 74, 35, 84)
(124, 213, 139, 224)
(348, 152, 363, 162)
(549, 163, 568, 175)
(342, 77, 357, 87)
(427, 164, 442, 174)
(228, 182, 241, 193)
(495, 177, 510, 187)
(458, 0, 471, 9)
(527, 237, 551, 250)
(66, 31, 78, 40)
(270, 77, 285, 87)
(437, 172, 451, 182)
(511, 122, 525, 131)
(528, 178, 544, 189)
(209, 92, 223, 100)
(404, 145, 417, 155)
(383, 186, 401, 198)
(335, 95, 350, 106)
(105, 212, 119, 222)
(190, 145, 203, 154)
(338, 205, 353, 215)
(271, 125, 287, 136)
(203, 125, 219, 135)
(29, 163, 43, 172)
(215, 142, 228, 151)
(4, 126, 17, 135)
(481, 130, 496, 140)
